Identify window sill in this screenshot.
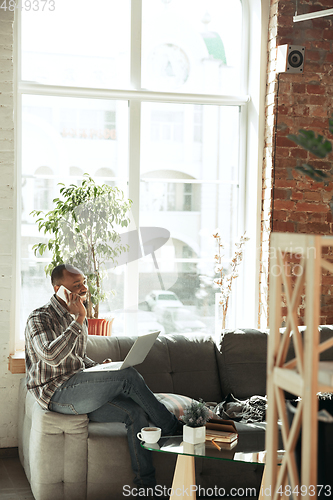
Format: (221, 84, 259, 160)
(8, 352, 25, 374)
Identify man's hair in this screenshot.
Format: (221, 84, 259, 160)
(51, 264, 81, 286)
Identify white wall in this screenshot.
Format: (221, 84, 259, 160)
(0, 9, 21, 448)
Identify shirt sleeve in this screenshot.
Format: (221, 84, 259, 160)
(26, 311, 82, 367)
(83, 355, 98, 368)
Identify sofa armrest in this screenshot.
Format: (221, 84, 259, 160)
(19, 380, 89, 500)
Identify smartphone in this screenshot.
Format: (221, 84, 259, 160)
(56, 285, 72, 302)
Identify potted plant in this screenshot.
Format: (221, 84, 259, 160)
(31, 174, 132, 332)
(180, 400, 211, 444)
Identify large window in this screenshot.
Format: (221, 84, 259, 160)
(18, 0, 250, 339)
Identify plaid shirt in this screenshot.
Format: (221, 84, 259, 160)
(25, 294, 97, 410)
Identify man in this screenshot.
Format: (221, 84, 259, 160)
(25, 264, 181, 490)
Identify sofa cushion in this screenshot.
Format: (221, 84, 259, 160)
(155, 393, 217, 420)
(156, 393, 194, 418)
(218, 330, 268, 400)
(28, 398, 88, 500)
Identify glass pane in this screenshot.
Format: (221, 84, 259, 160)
(142, 436, 282, 464)
(20, 94, 129, 336)
(139, 102, 240, 334)
(21, 0, 131, 89)
(142, 0, 243, 94)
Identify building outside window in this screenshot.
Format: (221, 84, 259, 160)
(59, 108, 116, 141)
(151, 110, 184, 142)
(193, 105, 203, 144)
(183, 183, 192, 211)
(33, 166, 54, 211)
(18, 0, 250, 339)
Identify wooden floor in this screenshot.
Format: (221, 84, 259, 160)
(0, 449, 258, 500)
(0, 450, 34, 500)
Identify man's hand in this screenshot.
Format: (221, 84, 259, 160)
(64, 290, 86, 325)
(102, 358, 112, 364)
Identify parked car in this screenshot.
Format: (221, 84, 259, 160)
(154, 307, 207, 335)
(110, 310, 165, 336)
(145, 290, 183, 311)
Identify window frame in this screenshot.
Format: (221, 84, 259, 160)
(13, 0, 268, 352)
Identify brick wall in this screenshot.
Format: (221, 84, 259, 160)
(260, 0, 333, 326)
(0, 9, 21, 447)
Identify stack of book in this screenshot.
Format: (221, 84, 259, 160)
(205, 419, 239, 450)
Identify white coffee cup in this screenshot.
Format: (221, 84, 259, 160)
(137, 427, 161, 443)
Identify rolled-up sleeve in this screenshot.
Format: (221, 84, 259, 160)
(83, 355, 98, 368)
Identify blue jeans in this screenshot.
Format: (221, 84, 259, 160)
(49, 366, 178, 487)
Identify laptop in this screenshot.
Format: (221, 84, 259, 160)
(83, 331, 160, 372)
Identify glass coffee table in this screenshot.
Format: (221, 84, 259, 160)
(141, 437, 283, 500)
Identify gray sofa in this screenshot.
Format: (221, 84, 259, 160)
(17, 328, 333, 500)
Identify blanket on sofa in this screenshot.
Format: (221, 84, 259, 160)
(213, 393, 267, 423)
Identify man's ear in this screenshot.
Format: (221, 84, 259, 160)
(54, 285, 60, 293)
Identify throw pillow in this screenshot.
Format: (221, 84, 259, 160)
(155, 393, 217, 420)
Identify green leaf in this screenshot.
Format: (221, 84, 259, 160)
(38, 244, 45, 256)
